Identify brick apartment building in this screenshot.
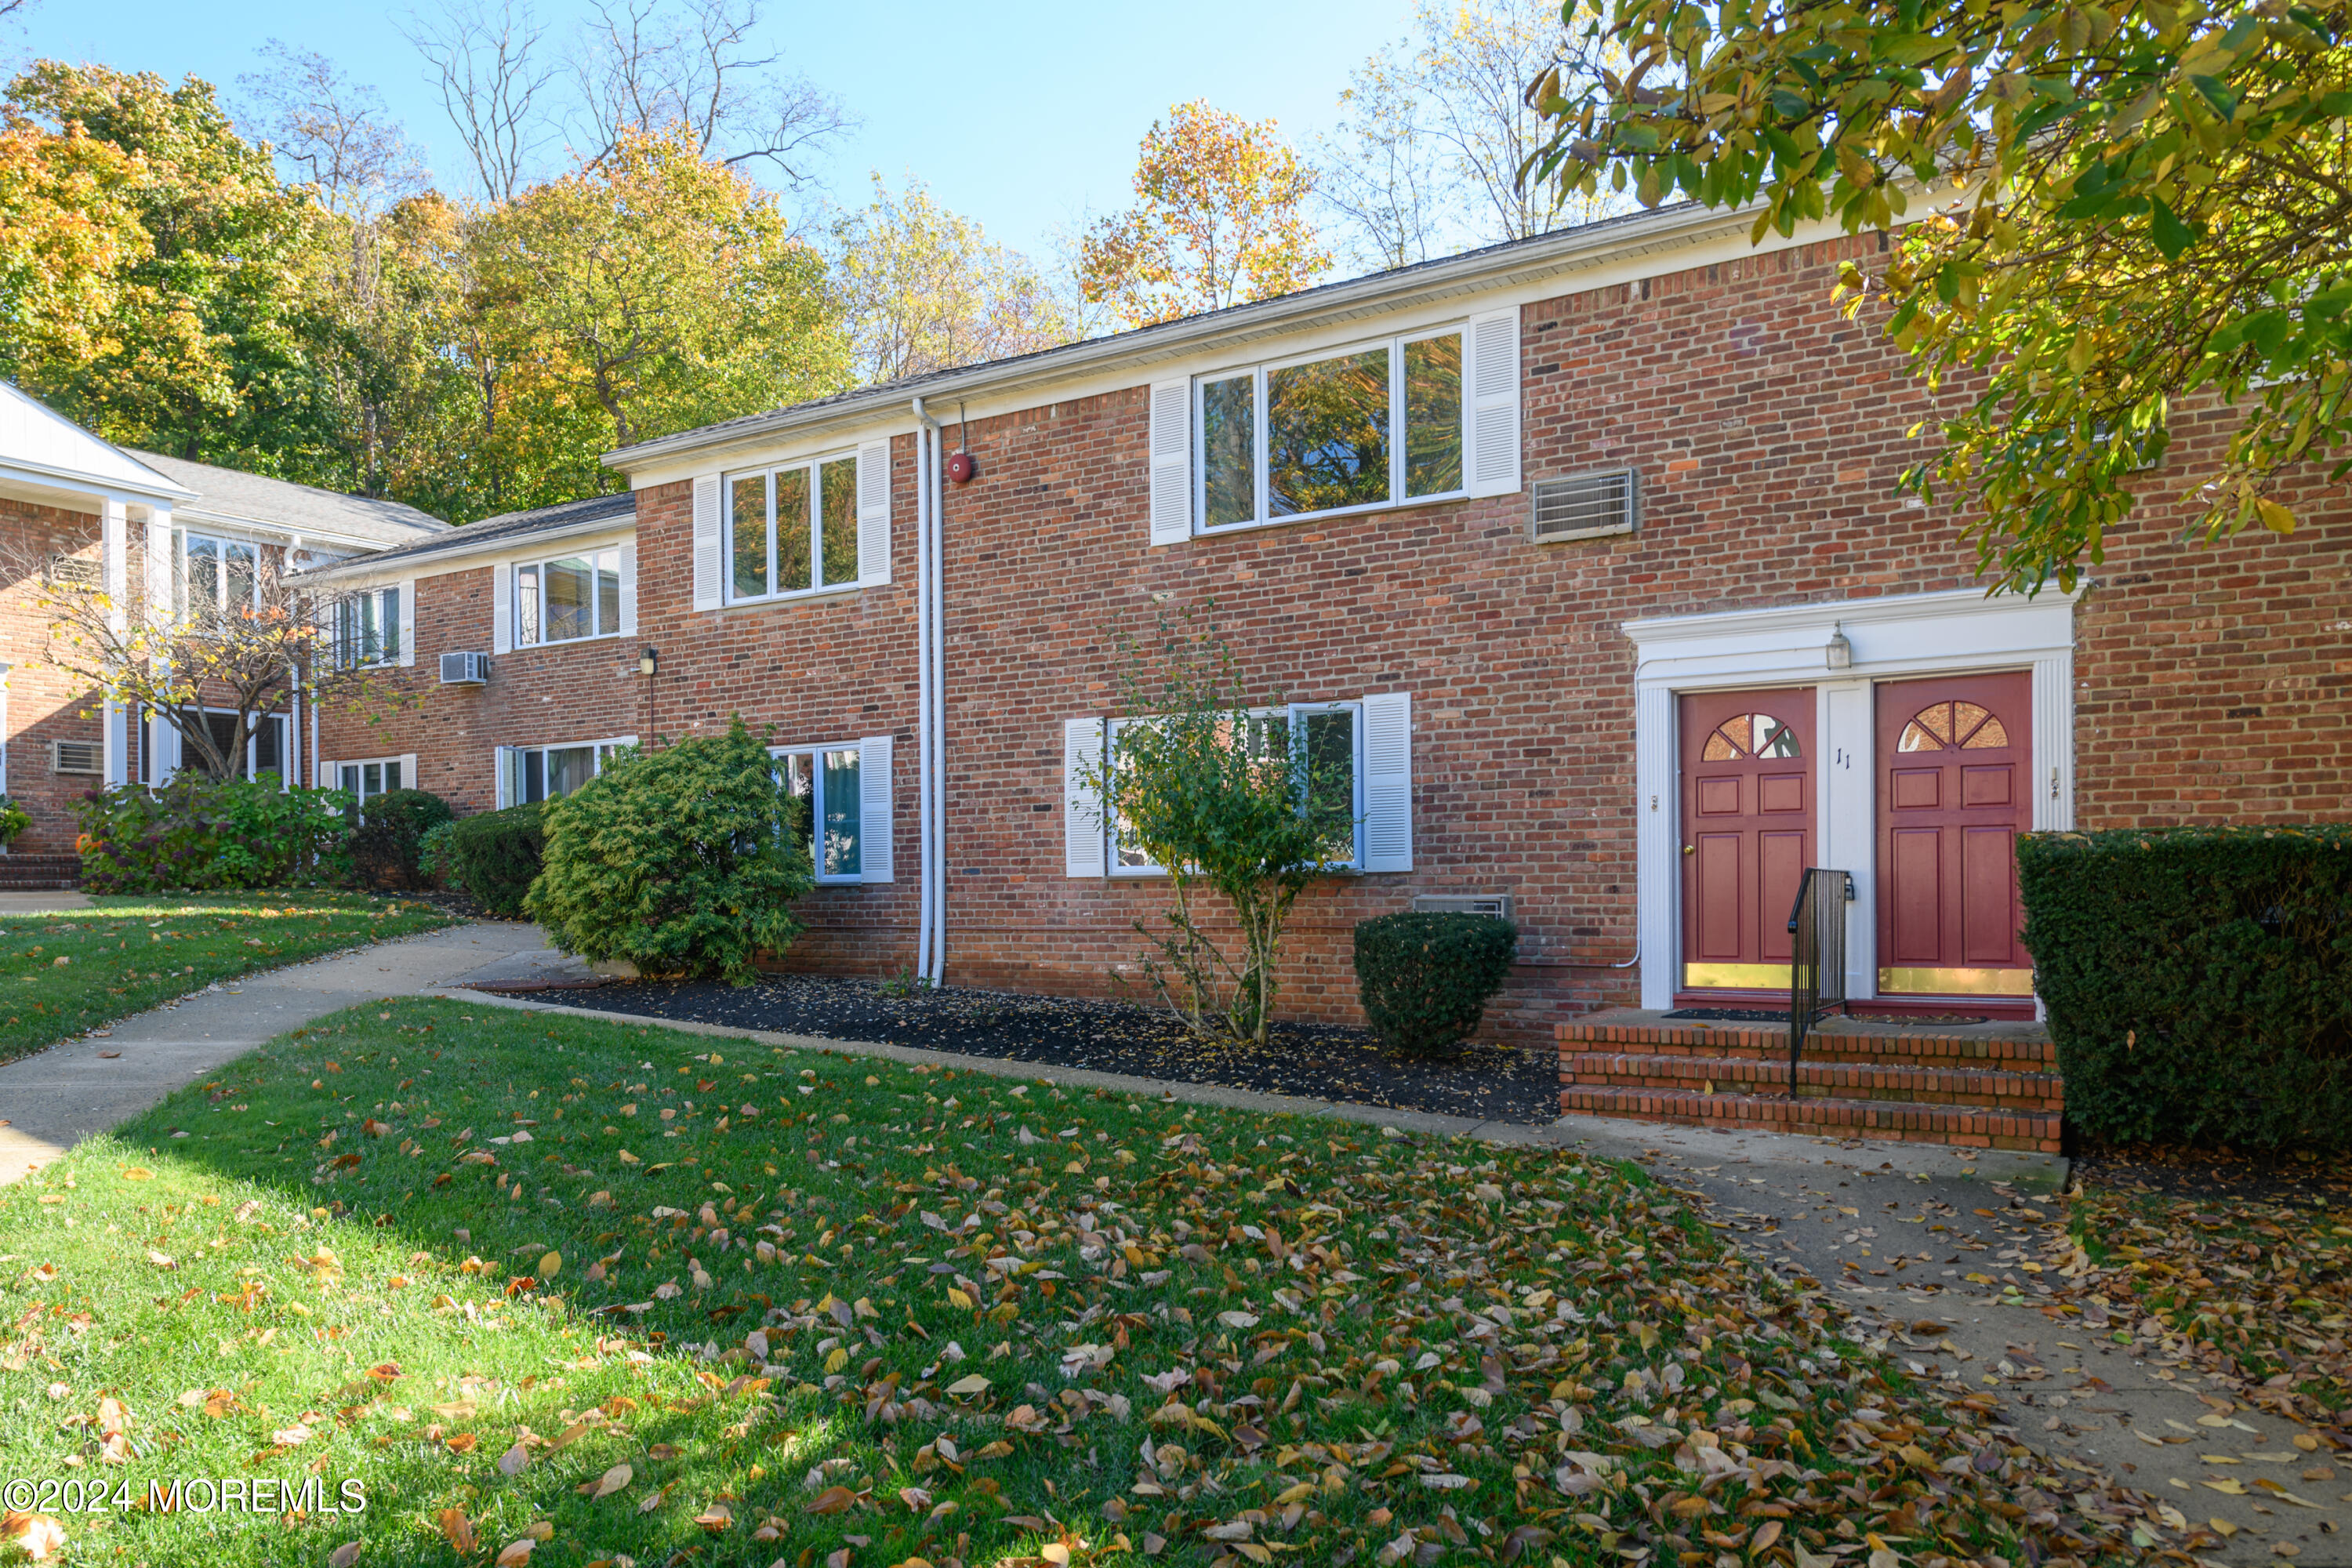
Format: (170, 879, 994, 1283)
(273, 200, 2347, 1042)
(0, 384, 447, 856)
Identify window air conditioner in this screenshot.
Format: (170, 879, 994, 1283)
(1530, 468, 1638, 544)
(52, 739, 103, 775)
(440, 651, 491, 685)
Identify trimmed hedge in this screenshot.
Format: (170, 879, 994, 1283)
(1352, 911, 1519, 1057)
(437, 804, 548, 918)
(2020, 826, 2352, 1149)
(350, 788, 453, 889)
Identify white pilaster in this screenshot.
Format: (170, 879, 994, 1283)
(1633, 682, 1677, 1009)
(100, 499, 129, 787)
(1820, 679, 1877, 998)
(2031, 654, 2074, 831)
(144, 506, 175, 785)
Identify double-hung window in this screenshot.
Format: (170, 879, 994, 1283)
(728, 456, 859, 603)
(1067, 693, 1413, 879)
(1104, 705, 1367, 875)
(338, 755, 405, 802)
(177, 531, 262, 619)
(768, 735, 894, 884)
(514, 549, 622, 645)
(1196, 328, 1464, 531)
(334, 587, 401, 666)
(497, 737, 634, 806)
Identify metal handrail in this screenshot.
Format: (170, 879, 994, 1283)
(1787, 869, 1853, 1098)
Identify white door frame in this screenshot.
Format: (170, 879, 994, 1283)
(1623, 586, 2082, 1011)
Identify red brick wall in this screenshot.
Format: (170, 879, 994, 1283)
(347, 230, 2352, 1040)
(0, 497, 110, 852)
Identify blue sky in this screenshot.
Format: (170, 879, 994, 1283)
(6, 0, 1417, 259)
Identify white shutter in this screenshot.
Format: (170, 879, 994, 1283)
(397, 581, 416, 666)
(492, 563, 513, 655)
(618, 542, 637, 635)
(397, 752, 418, 793)
(1063, 717, 1107, 877)
(858, 734, 894, 883)
(1147, 379, 1191, 546)
(856, 440, 891, 586)
(1361, 691, 1412, 873)
(1465, 307, 1522, 498)
(691, 474, 723, 610)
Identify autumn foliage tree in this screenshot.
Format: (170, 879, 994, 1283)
(1081, 101, 1331, 329)
(1533, 0, 2352, 592)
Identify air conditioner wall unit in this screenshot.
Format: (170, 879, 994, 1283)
(1411, 893, 1514, 920)
(52, 739, 103, 775)
(440, 651, 490, 686)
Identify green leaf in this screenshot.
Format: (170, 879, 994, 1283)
(2149, 197, 2196, 260)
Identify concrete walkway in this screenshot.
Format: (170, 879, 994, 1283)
(0, 920, 544, 1182)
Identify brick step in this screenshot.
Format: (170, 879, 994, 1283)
(1558, 1082, 2063, 1153)
(1564, 1051, 2063, 1114)
(1557, 1018, 2055, 1073)
(0, 878, 80, 889)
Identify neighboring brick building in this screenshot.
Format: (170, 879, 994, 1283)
(0, 382, 448, 854)
(310, 202, 2349, 1040)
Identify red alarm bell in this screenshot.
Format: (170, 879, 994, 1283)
(946, 450, 978, 484)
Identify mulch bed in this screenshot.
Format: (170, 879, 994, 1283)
(2071, 1133, 2351, 1204)
(544, 973, 1563, 1124)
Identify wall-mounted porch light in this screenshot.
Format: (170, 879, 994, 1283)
(639, 647, 659, 677)
(1824, 622, 1853, 670)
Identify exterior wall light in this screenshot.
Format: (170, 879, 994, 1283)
(639, 647, 659, 677)
(1825, 623, 1853, 670)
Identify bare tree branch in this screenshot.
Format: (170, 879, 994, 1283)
(241, 42, 428, 220)
(401, 0, 557, 202)
(568, 0, 849, 183)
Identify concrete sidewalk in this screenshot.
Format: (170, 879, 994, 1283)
(0, 920, 544, 1182)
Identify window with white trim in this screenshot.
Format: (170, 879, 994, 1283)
(185, 708, 291, 786)
(176, 530, 262, 617)
(333, 587, 401, 666)
(514, 548, 622, 645)
(1094, 700, 1381, 876)
(1196, 328, 1463, 532)
(767, 735, 893, 884)
(498, 737, 634, 806)
(337, 755, 406, 802)
(728, 456, 860, 603)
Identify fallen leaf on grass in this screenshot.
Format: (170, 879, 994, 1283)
(582, 1463, 631, 1499)
(2, 1512, 65, 1562)
(808, 1486, 857, 1515)
(437, 1508, 477, 1554)
(328, 1542, 362, 1567)
(498, 1443, 530, 1476)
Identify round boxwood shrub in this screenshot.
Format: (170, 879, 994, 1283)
(524, 719, 812, 983)
(1353, 910, 1519, 1057)
(350, 787, 454, 889)
(438, 803, 548, 917)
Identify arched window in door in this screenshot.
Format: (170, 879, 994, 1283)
(1700, 712, 1802, 761)
(1896, 700, 2009, 753)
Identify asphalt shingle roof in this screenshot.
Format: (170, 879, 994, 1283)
(297, 491, 637, 577)
(129, 451, 451, 546)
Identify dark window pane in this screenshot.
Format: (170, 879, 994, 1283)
(524, 750, 546, 804)
(731, 475, 768, 598)
(818, 458, 858, 588)
(544, 557, 593, 641)
(1267, 349, 1390, 517)
(257, 715, 283, 779)
(1303, 709, 1356, 860)
(226, 543, 257, 613)
(1403, 334, 1462, 498)
(516, 564, 540, 645)
(188, 537, 220, 618)
(546, 745, 595, 797)
(1201, 375, 1255, 528)
(775, 467, 811, 593)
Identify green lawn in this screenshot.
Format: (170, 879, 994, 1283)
(0, 892, 450, 1066)
(0, 999, 2085, 1568)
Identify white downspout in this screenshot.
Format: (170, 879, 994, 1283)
(911, 398, 947, 989)
(911, 399, 937, 984)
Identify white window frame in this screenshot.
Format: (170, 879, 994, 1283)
(1105, 702, 1367, 877)
(768, 742, 870, 884)
(1192, 325, 1468, 536)
(496, 736, 636, 807)
(333, 586, 402, 667)
(334, 754, 409, 803)
(176, 529, 264, 618)
(512, 547, 625, 647)
(184, 706, 292, 789)
(724, 452, 864, 606)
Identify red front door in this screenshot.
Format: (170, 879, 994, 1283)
(1679, 688, 1814, 994)
(1875, 673, 2034, 998)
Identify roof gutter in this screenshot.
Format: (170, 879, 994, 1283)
(602, 199, 1759, 475)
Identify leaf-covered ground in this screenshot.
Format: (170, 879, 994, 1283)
(0, 999, 2123, 1566)
(0, 892, 450, 1067)
(517, 973, 1562, 1124)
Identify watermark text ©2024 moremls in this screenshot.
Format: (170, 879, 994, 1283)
(2, 1475, 367, 1515)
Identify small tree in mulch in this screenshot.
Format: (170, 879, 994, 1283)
(1091, 612, 1353, 1048)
